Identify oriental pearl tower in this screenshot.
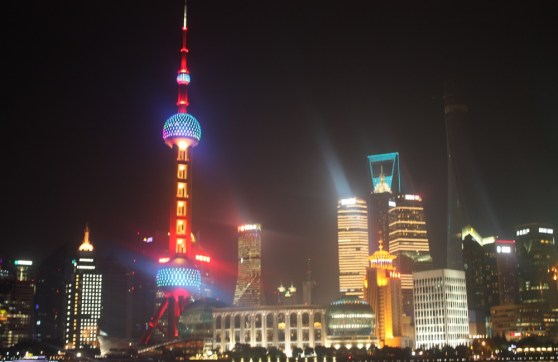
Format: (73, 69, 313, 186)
(140, 1, 202, 344)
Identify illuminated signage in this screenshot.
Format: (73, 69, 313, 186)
(404, 194, 421, 201)
(76, 265, 95, 270)
(539, 227, 553, 234)
(238, 224, 261, 232)
(496, 245, 512, 254)
(516, 228, 529, 236)
(159, 257, 170, 264)
(388, 200, 396, 207)
(79, 258, 94, 262)
(14, 260, 33, 266)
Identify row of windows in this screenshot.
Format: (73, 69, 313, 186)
(216, 312, 323, 329)
(216, 328, 322, 343)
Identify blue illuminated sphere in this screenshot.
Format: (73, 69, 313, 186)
(156, 256, 201, 295)
(162, 113, 201, 145)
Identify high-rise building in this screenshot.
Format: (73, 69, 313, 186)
(494, 239, 518, 305)
(367, 152, 400, 254)
(0, 258, 35, 348)
(140, 2, 203, 344)
(515, 223, 557, 306)
(364, 242, 403, 347)
(337, 197, 369, 299)
(388, 194, 432, 319)
(65, 226, 103, 350)
(233, 224, 264, 306)
(35, 244, 70, 345)
(443, 80, 470, 270)
(413, 269, 469, 349)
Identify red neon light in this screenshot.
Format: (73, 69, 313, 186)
(497, 239, 515, 244)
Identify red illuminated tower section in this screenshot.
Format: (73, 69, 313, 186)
(140, 1, 202, 345)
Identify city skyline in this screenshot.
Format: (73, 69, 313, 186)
(4, 1, 558, 305)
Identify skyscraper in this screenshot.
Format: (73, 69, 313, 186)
(65, 226, 103, 350)
(443, 80, 470, 270)
(0, 258, 35, 348)
(367, 152, 400, 254)
(515, 223, 557, 307)
(140, 2, 203, 344)
(337, 197, 369, 299)
(388, 194, 432, 319)
(233, 224, 264, 306)
(494, 239, 518, 305)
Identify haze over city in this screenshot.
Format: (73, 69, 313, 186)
(4, 0, 557, 305)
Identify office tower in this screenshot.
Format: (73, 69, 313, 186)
(515, 223, 557, 306)
(233, 224, 264, 306)
(302, 259, 317, 305)
(494, 239, 517, 305)
(413, 269, 469, 349)
(337, 198, 369, 299)
(35, 244, 70, 345)
(65, 226, 103, 350)
(0, 259, 35, 348)
(364, 241, 403, 347)
(367, 152, 400, 254)
(141, 2, 203, 344)
(443, 80, 470, 270)
(388, 194, 432, 319)
(99, 257, 133, 339)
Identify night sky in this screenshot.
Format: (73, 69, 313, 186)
(4, 1, 558, 305)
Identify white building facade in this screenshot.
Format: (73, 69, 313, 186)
(212, 305, 326, 356)
(413, 269, 469, 349)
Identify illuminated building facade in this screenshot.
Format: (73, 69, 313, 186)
(364, 243, 404, 347)
(65, 226, 103, 350)
(367, 152, 400, 254)
(212, 305, 327, 356)
(515, 223, 557, 306)
(325, 296, 377, 349)
(0, 259, 35, 348)
(413, 269, 469, 349)
(337, 198, 369, 299)
(233, 224, 264, 306)
(140, 2, 202, 344)
(490, 304, 558, 342)
(388, 194, 432, 319)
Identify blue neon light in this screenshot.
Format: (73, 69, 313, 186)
(156, 266, 202, 292)
(367, 152, 400, 193)
(163, 113, 201, 143)
(177, 73, 191, 84)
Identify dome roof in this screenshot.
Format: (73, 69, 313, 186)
(156, 256, 201, 294)
(325, 296, 375, 337)
(162, 112, 201, 145)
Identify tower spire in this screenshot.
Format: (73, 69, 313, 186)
(177, 0, 191, 114)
